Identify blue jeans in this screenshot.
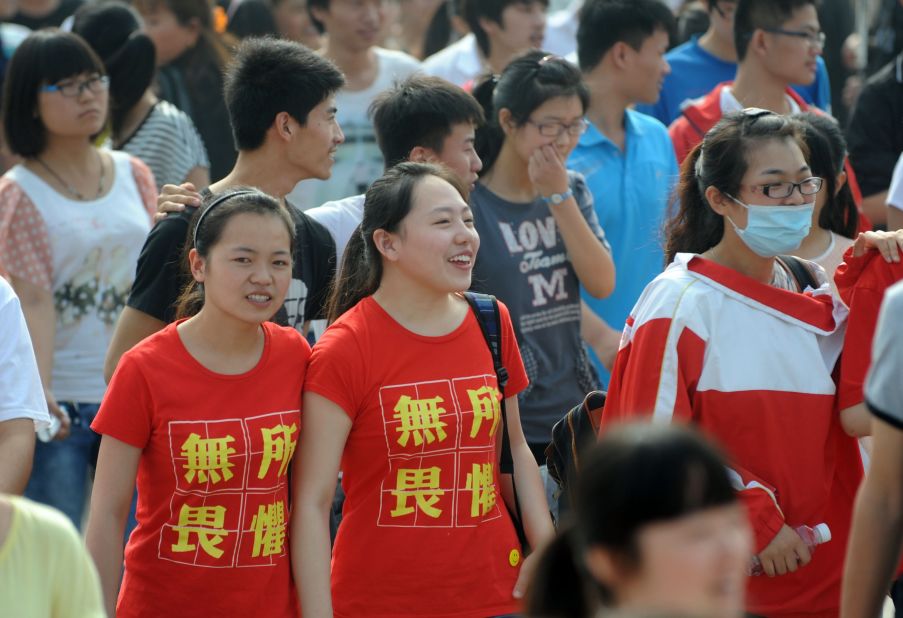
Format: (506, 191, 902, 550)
(25, 402, 101, 529)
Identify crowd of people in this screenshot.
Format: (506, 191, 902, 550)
(1, 0, 903, 616)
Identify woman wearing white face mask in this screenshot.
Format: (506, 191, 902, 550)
(600, 109, 866, 618)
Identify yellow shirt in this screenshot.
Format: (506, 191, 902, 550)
(0, 496, 105, 618)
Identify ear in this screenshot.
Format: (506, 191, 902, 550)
(498, 108, 517, 137)
(309, 3, 328, 26)
(408, 146, 439, 164)
(478, 15, 501, 38)
(834, 170, 847, 195)
(372, 228, 401, 261)
(584, 546, 627, 591)
(273, 111, 295, 142)
(610, 41, 633, 70)
(748, 29, 770, 60)
(187, 247, 207, 283)
(705, 185, 731, 216)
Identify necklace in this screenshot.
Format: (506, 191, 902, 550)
(35, 150, 105, 200)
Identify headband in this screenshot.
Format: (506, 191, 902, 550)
(193, 189, 258, 250)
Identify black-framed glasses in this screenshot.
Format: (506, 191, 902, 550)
(746, 177, 824, 198)
(41, 75, 110, 98)
(763, 28, 826, 48)
(526, 118, 588, 138)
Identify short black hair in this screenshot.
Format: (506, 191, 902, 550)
(462, 0, 549, 57)
(370, 75, 484, 168)
(734, 0, 817, 61)
(3, 30, 106, 158)
(577, 0, 676, 73)
(224, 37, 344, 151)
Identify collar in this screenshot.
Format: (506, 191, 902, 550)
(676, 253, 845, 334)
(720, 85, 802, 115)
(579, 109, 644, 148)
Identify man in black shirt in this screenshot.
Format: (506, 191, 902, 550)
(104, 37, 344, 382)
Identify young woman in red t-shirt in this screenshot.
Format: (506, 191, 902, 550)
(86, 189, 309, 618)
(294, 162, 555, 618)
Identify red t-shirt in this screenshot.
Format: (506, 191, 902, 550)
(92, 321, 309, 618)
(836, 248, 903, 410)
(304, 296, 530, 618)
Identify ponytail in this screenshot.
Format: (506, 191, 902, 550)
(326, 225, 382, 323)
(663, 144, 724, 264)
(525, 527, 602, 618)
(472, 74, 503, 175)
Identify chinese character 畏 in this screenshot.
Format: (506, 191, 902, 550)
(390, 466, 445, 518)
(171, 504, 229, 559)
(180, 433, 236, 485)
(393, 395, 448, 447)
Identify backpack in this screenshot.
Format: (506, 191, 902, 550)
(544, 390, 606, 517)
(462, 291, 527, 548)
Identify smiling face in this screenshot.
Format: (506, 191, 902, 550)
(37, 72, 109, 138)
(504, 94, 585, 165)
(622, 27, 671, 105)
(287, 94, 345, 181)
(381, 174, 480, 294)
(190, 211, 294, 326)
(601, 503, 751, 617)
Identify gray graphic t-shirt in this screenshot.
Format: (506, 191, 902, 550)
(470, 171, 609, 445)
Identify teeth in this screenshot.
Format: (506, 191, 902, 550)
(247, 294, 270, 302)
(449, 256, 471, 264)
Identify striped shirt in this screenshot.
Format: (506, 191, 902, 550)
(120, 100, 210, 190)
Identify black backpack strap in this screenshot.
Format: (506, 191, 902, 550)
(776, 255, 819, 292)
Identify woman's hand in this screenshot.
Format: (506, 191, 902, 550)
(513, 547, 540, 599)
(528, 144, 569, 199)
(756, 524, 812, 577)
(852, 230, 903, 262)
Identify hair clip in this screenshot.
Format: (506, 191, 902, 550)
(538, 54, 559, 66)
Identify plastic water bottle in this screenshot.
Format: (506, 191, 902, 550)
(748, 523, 831, 576)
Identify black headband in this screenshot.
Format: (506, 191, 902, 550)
(192, 189, 258, 250)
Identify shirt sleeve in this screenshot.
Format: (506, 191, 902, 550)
(498, 300, 528, 398)
(0, 178, 53, 291)
(129, 156, 158, 220)
(304, 321, 368, 421)
(602, 291, 785, 552)
(91, 349, 154, 448)
(865, 284, 903, 428)
(126, 214, 191, 323)
(0, 282, 49, 426)
(570, 172, 610, 252)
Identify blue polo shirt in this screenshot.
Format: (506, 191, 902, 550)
(635, 35, 832, 126)
(568, 109, 678, 385)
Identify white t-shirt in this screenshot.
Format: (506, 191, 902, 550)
(288, 48, 420, 209)
(422, 33, 484, 88)
(887, 151, 903, 212)
(866, 280, 903, 424)
(544, 0, 581, 58)
(0, 278, 50, 428)
(305, 193, 365, 269)
(720, 87, 802, 116)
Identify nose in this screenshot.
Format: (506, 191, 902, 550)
(334, 122, 345, 146)
(471, 151, 483, 175)
(249, 261, 276, 284)
(662, 57, 671, 76)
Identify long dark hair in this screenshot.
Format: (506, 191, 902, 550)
(793, 112, 858, 239)
(527, 423, 738, 617)
(472, 50, 589, 175)
(327, 162, 467, 322)
(176, 187, 295, 318)
(664, 110, 806, 263)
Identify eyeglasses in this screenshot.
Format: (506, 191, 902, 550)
(526, 118, 588, 138)
(746, 176, 824, 198)
(41, 75, 110, 98)
(763, 28, 826, 48)
(712, 0, 737, 18)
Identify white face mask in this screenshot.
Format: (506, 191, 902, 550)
(724, 195, 814, 257)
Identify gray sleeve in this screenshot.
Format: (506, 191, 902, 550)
(569, 171, 611, 252)
(865, 282, 903, 427)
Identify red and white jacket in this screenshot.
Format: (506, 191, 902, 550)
(602, 254, 860, 617)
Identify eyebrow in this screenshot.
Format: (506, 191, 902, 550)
(758, 165, 811, 176)
(232, 247, 291, 255)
